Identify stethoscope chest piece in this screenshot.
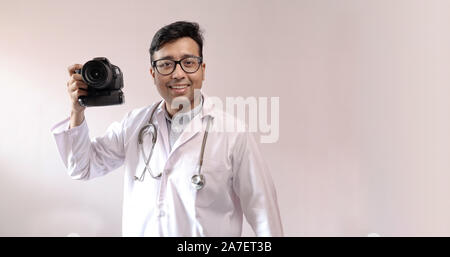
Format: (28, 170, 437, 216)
(191, 174, 205, 190)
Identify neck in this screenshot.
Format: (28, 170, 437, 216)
(165, 96, 201, 118)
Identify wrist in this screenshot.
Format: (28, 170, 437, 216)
(71, 109, 84, 116)
(70, 109, 85, 128)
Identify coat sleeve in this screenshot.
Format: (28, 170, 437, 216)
(231, 131, 284, 236)
(51, 114, 128, 180)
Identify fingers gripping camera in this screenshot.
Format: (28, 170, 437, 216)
(75, 57, 124, 107)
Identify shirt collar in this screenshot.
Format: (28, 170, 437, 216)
(162, 94, 204, 125)
(154, 91, 217, 121)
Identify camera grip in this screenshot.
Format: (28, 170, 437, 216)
(78, 90, 124, 107)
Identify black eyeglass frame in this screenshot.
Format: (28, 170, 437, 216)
(152, 56, 203, 75)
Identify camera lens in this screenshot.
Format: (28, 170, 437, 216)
(89, 68, 104, 81)
(82, 60, 112, 89)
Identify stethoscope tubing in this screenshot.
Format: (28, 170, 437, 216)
(135, 100, 213, 190)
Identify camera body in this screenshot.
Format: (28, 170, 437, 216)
(75, 57, 124, 107)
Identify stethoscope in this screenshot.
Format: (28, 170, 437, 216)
(134, 100, 213, 190)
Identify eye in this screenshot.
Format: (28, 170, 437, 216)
(157, 61, 174, 68)
(182, 59, 196, 66)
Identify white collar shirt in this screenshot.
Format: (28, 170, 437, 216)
(164, 95, 203, 152)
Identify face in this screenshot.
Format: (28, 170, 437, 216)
(150, 37, 205, 111)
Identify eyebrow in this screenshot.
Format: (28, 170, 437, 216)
(157, 54, 198, 60)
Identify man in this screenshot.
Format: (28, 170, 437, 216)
(52, 21, 283, 236)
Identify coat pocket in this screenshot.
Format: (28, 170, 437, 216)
(194, 157, 233, 208)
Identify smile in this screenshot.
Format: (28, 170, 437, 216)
(168, 84, 190, 89)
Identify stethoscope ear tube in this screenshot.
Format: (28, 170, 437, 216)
(138, 124, 157, 144)
(191, 116, 213, 190)
(135, 101, 163, 181)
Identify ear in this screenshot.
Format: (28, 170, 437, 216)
(150, 67, 156, 79)
(201, 63, 206, 81)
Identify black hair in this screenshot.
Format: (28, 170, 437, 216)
(149, 21, 204, 63)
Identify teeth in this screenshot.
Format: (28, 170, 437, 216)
(170, 85, 188, 89)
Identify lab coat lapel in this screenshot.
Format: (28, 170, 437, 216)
(168, 93, 216, 156)
(154, 105, 171, 158)
(170, 114, 203, 154)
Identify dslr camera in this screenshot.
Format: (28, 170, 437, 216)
(75, 57, 124, 107)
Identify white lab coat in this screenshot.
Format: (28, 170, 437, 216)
(51, 94, 283, 236)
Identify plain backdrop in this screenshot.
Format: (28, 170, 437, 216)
(1, 0, 450, 236)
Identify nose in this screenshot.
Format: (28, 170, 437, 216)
(171, 62, 186, 80)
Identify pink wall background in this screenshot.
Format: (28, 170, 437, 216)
(1, 0, 449, 236)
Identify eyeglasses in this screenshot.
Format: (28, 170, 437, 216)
(152, 56, 203, 76)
